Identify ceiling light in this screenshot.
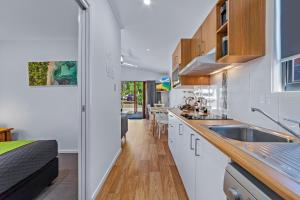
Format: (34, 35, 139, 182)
(146, 49, 150, 52)
(210, 65, 235, 75)
(144, 0, 151, 6)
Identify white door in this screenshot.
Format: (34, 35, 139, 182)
(168, 121, 176, 155)
(168, 114, 178, 157)
(76, 0, 90, 199)
(181, 126, 196, 200)
(195, 135, 229, 200)
(174, 123, 184, 175)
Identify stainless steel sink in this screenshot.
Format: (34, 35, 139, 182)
(208, 125, 293, 143)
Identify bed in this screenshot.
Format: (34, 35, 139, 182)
(0, 140, 58, 200)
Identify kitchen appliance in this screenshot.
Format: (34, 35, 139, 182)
(224, 163, 283, 200)
(179, 50, 230, 76)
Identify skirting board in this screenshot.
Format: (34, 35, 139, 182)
(91, 148, 122, 200)
(58, 149, 79, 154)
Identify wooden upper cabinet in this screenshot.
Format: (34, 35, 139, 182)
(172, 38, 210, 88)
(201, 7, 217, 55)
(216, 0, 266, 63)
(172, 39, 192, 71)
(191, 27, 203, 58)
(179, 75, 210, 86)
(191, 7, 216, 60)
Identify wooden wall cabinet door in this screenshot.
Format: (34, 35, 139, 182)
(191, 39, 203, 59)
(191, 27, 203, 58)
(172, 39, 192, 71)
(201, 7, 216, 54)
(172, 44, 180, 70)
(180, 76, 210, 86)
(191, 6, 216, 60)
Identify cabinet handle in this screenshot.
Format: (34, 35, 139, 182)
(195, 138, 200, 156)
(179, 124, 183, 135)
(175, 56, 179, 64)
(190, 134, 195, 150)
(198, 44, 202, 56)
(201, 41, 206, 55)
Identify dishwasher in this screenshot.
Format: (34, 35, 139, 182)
(224, 163, 283, 200)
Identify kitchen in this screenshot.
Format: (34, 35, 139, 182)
(98, 0, 300, 199)
(168, 0, 300, 199)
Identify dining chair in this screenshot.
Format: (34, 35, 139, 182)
(155, 113, 168, 139)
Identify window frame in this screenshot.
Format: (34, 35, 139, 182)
(278, 0, 300, 91)
(281, 60, 300, 91)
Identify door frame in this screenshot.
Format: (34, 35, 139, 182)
(143, 81, 146, 118)
(133, 81, 137, 113)
(76, 0, 90, 199)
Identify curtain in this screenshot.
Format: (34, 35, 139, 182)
(146, 81, 156, 107)
(281, 0, 300, 59)
(145, 81, 156, 119)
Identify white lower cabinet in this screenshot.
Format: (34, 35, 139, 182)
(181, 126, 196, 200)
(168, 116, 229, 200)
(168, 122, 176, 155)
(174, 123, 185, 176)
(168, 114, 179, 157)
(195, 134, 229, 200)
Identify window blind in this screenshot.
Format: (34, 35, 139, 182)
(281, 0, 300, 59)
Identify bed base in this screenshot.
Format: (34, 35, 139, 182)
(0, 158, 58, 200)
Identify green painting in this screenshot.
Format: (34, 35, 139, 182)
(28, 61, 77, 86)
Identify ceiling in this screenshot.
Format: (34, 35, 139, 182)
(110, 0, 217, 73)
(0, 0, 78, 40)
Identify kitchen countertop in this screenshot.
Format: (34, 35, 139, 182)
(168, 108, 300, 200)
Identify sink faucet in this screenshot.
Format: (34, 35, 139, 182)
(251, 107, 300, 140)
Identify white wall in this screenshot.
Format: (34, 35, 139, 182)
(169, 88, 193, 107)
(211, 0, 300, 134)
(0, 40, 80, 152)
(121, 66, 165, 81)
(86, 0, 121, 199)
(0, 0, 78, 40)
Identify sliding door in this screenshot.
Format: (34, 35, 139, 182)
(121, 81, 145, 119)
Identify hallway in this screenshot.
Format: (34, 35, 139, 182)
(96, 120, 188, 200)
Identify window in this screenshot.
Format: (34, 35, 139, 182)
(280, 0, 300, 91)
(282, 59, 300, 91)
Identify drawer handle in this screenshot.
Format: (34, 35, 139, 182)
(179, 124, 183, 135)
(195, 138, 200, 156)
(190, 134, 195, 150)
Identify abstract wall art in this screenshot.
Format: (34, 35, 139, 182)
(28, 61, 77, 86)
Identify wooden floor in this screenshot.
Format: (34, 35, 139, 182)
(96, 120, 188, 200)
(35, 154, 78, 200)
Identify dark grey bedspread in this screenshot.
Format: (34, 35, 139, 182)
(0, 140, 58, 194)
